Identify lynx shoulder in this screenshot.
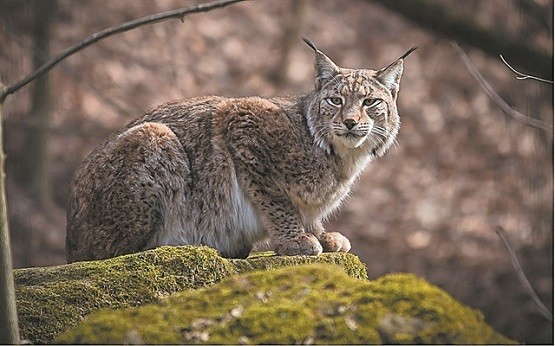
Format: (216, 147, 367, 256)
(65, 38, 414, 262)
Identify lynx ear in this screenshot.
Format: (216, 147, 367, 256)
(377, 60, 403, 99)
(302, 37, 341, 90)
(377, 47, 416, 99)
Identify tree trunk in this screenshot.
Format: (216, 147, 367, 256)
(23, 0, 57, 208)
(0, 82, 20, 344)
(271, 0, 308, 85)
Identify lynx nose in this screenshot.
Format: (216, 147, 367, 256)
(343, 119, 357, 130)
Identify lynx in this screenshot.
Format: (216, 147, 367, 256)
(66, 38, 414, 262)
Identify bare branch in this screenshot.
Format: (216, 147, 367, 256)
(500, 55, 554, 84)
(452, 43, 553, 133)
(0, 0, 246, 103)
(495, 226, 553, 322)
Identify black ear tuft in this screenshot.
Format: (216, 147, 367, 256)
(301, 37, 318, 52)
(399, 46, 417, 60)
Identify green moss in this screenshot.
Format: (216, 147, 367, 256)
(55, 264, 514, 345)
(230, 251, 368, 279)
(15, 246, 233, 344)
(15, 245, 365, 344)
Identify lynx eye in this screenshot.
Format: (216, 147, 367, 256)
(363, 98, 381, 108)
(326, 97, 343, 106)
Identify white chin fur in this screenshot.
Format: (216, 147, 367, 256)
(335, 134, 367, 149)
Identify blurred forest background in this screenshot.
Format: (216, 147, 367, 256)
(0, 0, 552, 343)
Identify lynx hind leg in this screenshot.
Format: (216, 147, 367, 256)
(66, 122, 189, 262)
(317, 231, 352, 253)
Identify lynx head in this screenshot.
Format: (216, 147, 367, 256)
(303, 37, 415, 157)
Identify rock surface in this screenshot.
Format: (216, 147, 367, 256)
(55, 263, 514, 344)
(15, 245, 513, 344)
(14, 245, 367, 344)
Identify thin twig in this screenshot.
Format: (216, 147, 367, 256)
(451, 42, 553, 133)
(495, 226, 553, 322)
(0, 0, 246, 103)
(500, 55, 554, 84)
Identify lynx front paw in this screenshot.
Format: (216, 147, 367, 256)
(274, 233, 323, 256)
(318, 231, 351, 253)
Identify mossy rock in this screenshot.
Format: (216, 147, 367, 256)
(230, 250, 368, 279)
(14, 245, 366, 344)
(55, 264, 514, 344)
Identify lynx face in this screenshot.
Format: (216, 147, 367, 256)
(318, 70, 400, 151)
(304, 38, 408, 157)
